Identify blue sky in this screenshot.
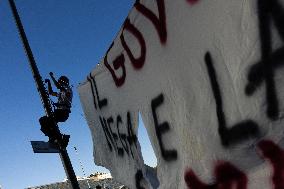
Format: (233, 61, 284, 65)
(0, 0, 156, 188)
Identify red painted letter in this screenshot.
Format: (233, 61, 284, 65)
(135, 0, 167, 44)
(104, 42, 126, 87)
(258, 140, 284, 189)
(185, 161, 247, 189)
(121, 19, 146, 70)
(187, 0, 199, 5)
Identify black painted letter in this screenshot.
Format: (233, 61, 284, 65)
(151, 94, 177, 161)
(205, 52, 259, 147)
(246, 0, 284, 120)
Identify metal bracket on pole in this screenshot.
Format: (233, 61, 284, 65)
(31, 141, 60, 153)
(8, 0, 80, 188)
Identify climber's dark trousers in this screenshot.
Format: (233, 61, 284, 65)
(39, 109, 70, 137)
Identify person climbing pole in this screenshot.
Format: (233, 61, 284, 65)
(39, 72, 73, 146)
(45, 72, 73, 122)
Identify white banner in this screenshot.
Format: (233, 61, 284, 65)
(78, 0, 284, 188)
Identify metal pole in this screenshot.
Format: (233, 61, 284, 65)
(7, 0, 80, 188)
(60, 149, 81, 188)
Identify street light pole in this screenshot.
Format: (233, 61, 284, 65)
(7, 0, 80, 188)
